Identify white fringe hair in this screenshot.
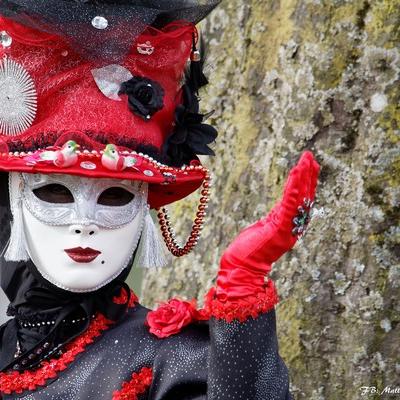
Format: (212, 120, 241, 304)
(4, 173, 29, 262)
(133, 205, 171, 269)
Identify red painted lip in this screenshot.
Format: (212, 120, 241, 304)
(64, 247, 101, 263)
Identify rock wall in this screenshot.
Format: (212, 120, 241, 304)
(142, 1, 400, 398)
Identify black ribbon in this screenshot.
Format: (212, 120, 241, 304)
(0, 278, 132, 372)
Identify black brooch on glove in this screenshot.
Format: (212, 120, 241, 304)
(119, 76, 164, 121)
(292, 198, 314, 237)
(164, 85, 218, 167)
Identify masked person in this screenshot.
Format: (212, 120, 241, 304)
(0, 2, 320, 399)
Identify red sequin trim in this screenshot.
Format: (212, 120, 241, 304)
(204, 279, 279, 323)
(0, 288, 138, 395)
(0, 314, 113, 394)
(112, 367, 153, 400)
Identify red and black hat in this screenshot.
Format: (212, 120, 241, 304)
(0, 1, 220, 209)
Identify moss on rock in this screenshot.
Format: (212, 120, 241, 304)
(142, 1, 400, 398)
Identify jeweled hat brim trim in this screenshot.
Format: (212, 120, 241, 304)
(0, 149, 206, 209)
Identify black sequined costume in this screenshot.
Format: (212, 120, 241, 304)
(1, 303, 292, 400)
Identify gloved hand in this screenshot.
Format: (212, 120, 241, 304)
(216, 151, 320, 302)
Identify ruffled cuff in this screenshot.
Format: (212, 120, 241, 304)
(204, 279, 279, 323)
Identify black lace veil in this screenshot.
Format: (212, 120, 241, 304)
(0, 0, 221, 62)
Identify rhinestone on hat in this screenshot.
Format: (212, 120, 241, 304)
(137, 41, 155, 55)
(0, 31, 12, 48)
(92, 16, 109, 30)
(0, 57, 37, 136)
(80, 161, 97, 170)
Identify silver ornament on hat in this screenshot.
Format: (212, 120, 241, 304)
(91, 64, 133, 101)
(91, 16, 109, 30)
(0, 57, 37, 136)
(0, 31, 12, 48)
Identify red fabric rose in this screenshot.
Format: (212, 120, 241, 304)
(146, 299, 208, 339)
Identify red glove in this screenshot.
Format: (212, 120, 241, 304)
(216, 151, 320, 301)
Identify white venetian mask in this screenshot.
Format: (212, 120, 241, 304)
(7, 172, 149, 292)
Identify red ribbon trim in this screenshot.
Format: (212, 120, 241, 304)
(112, 367, 153, 400)
(0, 314, 113, 394)
(113, 288, 138, 308)
(0, 288, 138, 395)
(204, 279, 279, 323)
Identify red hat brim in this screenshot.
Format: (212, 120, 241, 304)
(0, 150, 206, 209)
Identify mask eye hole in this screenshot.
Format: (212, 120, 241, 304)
(98, 187, 134, 206)
(33, 184, 74, 204)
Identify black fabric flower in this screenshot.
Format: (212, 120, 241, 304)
(164, 85, 218, 167)
(119, 76, 164, 121)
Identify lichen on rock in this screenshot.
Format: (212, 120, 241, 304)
(142, 1, 400, 398)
